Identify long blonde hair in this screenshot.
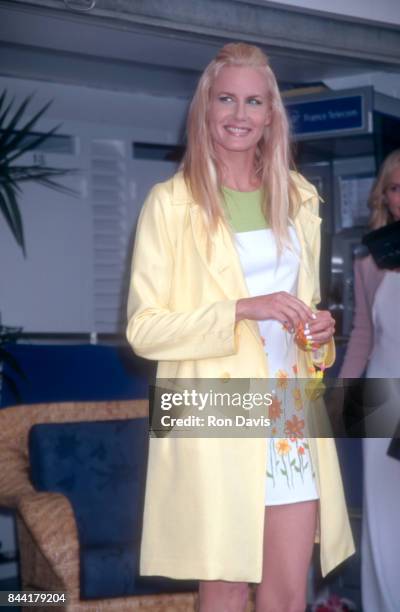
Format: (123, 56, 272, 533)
(182, 42, 300, 250)
(369, 149, 400, 229)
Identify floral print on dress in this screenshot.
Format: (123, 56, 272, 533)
(276, 369, 289, 389)
(267, 437, 315, 490)
(266, 366, 316, 493)
(284, 415, 305, 437)
(268, 396, 282, 422)
(292, 387, 303, 411)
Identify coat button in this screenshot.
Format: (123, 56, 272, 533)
(220, 372, 230, 382)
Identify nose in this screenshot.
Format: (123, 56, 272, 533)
(233, 100, 247, 121)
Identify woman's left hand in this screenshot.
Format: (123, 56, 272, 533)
(307, 310, 335, 346)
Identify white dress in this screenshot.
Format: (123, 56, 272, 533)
(234, 222, 319, 506)
(362, 271, 400, 612)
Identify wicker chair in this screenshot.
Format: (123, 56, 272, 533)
(0, 400, 198, 612)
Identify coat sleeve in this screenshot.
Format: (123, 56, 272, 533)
(338, 258, 373, 378)
(126, 184, 239, 361)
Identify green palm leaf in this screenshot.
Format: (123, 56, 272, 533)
(0, 89, 77, 254)
(0, 94, 35, 151)
(0, 371, 22, 402)
(0, 89, 7, 112)
(0, 100, 54, 161)
(0, 346, 26, 379)
(5, 122, 61, 165)
(0, 189, 16, 236)
(7, 165, 76, 189)
(0, 181, 25, 253)
(0, 94, 16, 128)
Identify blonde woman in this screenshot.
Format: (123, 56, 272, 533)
(340, 149, 400, 379)
(340, 149, 400, 612)
(127, 43, 354, 612)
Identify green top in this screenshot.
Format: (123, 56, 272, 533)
(221, 186, 269, 232)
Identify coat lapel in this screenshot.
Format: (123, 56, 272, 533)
(170, 174, 249, 301)
(189, 199, 321, 305)
(174, 172, 321, 341)
(189, 205, 264, 344)
(189, 205, 249, 300)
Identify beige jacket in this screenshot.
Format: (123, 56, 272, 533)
(340, 255, 385, 378)
(126, 171, 355, 582)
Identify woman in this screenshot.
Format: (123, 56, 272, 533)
(340, 149, 400, 612)
(127, 43, 354, 612)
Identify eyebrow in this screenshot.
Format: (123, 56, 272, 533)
(217, 91, 265, 98)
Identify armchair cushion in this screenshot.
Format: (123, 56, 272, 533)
(28, 418, 196, 599)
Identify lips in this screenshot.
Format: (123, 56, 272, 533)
(224, 125, 251, 135)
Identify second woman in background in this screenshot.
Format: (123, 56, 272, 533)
(340, 149, 400, 612)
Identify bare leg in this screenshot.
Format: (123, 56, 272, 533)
(255, 500, 318, 612)
(198, 580, 249, 612)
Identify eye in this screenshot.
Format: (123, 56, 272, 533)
(247, 98, 263, 106)
(388, 184, 400, 194)
(218, 95, 234, 103)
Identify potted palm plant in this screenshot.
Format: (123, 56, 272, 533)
(0, 89, 75, 401)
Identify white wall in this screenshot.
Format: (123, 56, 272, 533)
(266, 0, 400, 25)
(0, 76, 186, 334)
(0, 76, 187, 139)
(324, 72, 400, 99)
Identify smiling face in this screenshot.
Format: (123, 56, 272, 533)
(385, 166, 400, 222)
(208, 65, 271, 159)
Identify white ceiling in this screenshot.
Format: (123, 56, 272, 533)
(265, 0, 400, 26)
(0, 1, 398, 98)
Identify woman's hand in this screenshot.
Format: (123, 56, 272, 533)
(306, 310, 335, 346)
(236, 292, 314, 330)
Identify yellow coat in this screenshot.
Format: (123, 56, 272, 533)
(126, 171, 355, 582)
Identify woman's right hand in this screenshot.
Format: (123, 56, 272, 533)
(235, 292, 314, 331)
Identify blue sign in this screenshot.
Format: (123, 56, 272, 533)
(287, 95, 364, 137)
